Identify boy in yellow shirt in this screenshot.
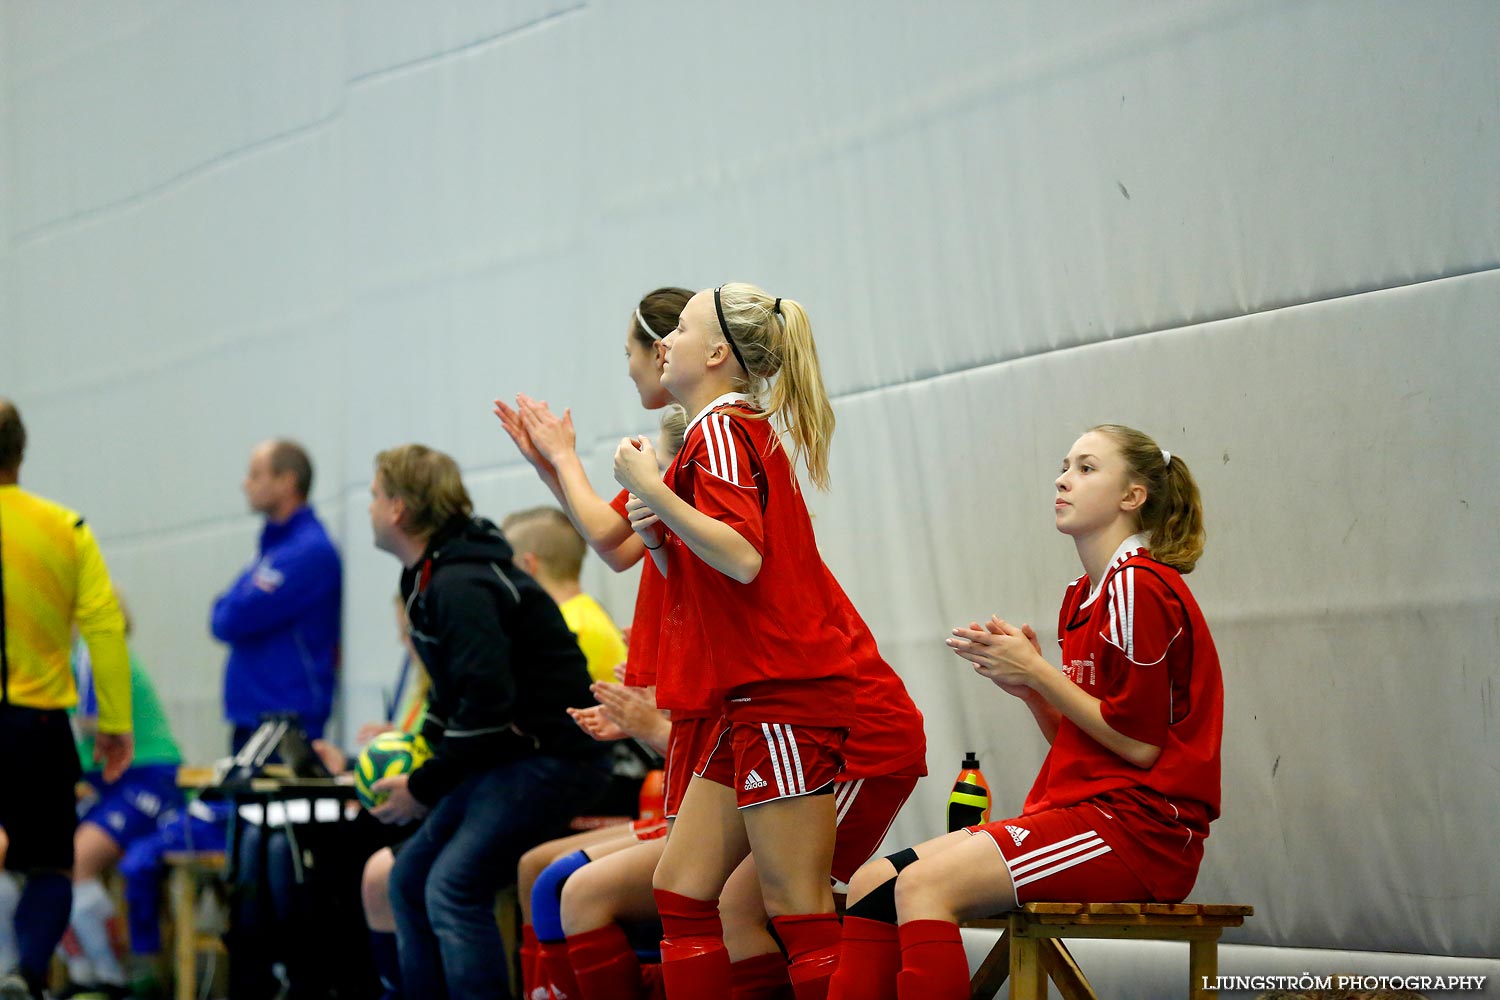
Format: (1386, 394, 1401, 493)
(501, 507, 627, 684)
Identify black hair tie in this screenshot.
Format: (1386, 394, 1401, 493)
(714, 285, 751, 372)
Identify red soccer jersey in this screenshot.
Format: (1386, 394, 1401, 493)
(609, 488, 716, 714)
(661, 396, 857, 726)
(1023, 538, 1223, 892)
(611, 488, 661, 688)
(824, 572, 928, 780)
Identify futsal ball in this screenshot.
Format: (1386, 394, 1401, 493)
(355, 730, 432, 810)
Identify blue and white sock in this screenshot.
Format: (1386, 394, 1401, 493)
(0, 871, 20, 974)
(71, 878, 126, 986)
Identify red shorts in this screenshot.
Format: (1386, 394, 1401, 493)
(632, 817, 669, 841)
(830, 774, 919, 883)
(970, 801, 1150, 906)
(664, 716, 721, 819)
(695, 720, 845, 809)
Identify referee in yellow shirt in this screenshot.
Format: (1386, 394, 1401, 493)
(0, 399, 133, 1000)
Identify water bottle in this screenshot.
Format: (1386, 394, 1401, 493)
(638, 768, 666, 821)
(946, 752, 991, 831)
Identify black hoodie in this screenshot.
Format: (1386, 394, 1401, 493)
(400, 515, 603, 805)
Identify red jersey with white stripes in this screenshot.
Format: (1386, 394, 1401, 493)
(1023, 536, 1223, 889)
(662, 395, 857, 726)
(609, 488, 715, 715)
(824, 572, 928, 780)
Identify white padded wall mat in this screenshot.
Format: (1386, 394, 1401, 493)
(3, 0, 1497, 967)
(7, 2, 343, 241)
(577, 0, 1500, 397)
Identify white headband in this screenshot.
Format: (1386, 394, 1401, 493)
(635, 308, 663, 341)
(1161, 449, 1172, 467)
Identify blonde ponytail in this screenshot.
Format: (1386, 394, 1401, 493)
(1091, 424, 1205, 573)
(658, 403, 689, 460)
(713, 283, 836, 490)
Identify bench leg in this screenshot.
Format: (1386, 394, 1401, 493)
(1038, 940, 1097, 1000)
(169, 866, 195, 1000)
(1188, 935, 1219, 1000)
(1008, 936, 1047, 1000)
(969, 929, 1010, 1000)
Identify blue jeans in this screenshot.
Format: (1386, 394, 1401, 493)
(390, 754, 609, 1000)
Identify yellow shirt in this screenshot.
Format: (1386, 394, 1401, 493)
(559, 592, 628, 685)
(0, 485, 130, 732)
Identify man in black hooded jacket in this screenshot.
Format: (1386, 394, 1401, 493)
(367, 443, 609, 1000)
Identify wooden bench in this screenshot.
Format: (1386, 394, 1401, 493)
(964, 902, 1253, 1000)
(162, 850, 228, 1000)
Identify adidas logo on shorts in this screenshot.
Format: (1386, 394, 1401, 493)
(1005, 824, 1030, 847)
(743, 769, 769, 791)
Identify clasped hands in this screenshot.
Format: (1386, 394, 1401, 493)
(947, 615, 1046, 698)
(613, 436, 664, 547)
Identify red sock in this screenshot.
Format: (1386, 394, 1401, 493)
(568, 923, 643, 1000)
(641, 961, 668, 1000)
(826, 916, 898, 1000)
(521, 924, 544, 1000)
(769, 913, 842, 1000)
(896, 920, 969, 1000)
(730, 951, 792, 1000)
(654, 888, 730, 999)
(539, 938, 581, 1000)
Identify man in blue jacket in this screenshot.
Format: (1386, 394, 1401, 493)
(211, 439, 341, 751)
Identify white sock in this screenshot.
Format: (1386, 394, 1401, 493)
(0, 871, 18, 974)
(70, 878, 126, 985)
(66, 951, 94, 986)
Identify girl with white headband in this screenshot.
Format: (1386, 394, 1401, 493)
(493, 286, 698, 999)
(827, 424, 1224, 1000)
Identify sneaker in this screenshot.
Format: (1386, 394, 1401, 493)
(64, 987, 132, 1000)
(126, 969, 161, 1000)
(0, 972, 36, 1000)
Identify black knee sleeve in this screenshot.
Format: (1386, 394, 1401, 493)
(843, 848, 920, 924)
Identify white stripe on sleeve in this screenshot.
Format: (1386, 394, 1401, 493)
(718, 415, 741, 484)
(1107, 578, 1122, 648)
(701, 425, 720, 478)
(710, 415, 739, 485)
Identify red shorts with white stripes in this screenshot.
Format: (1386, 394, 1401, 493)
(664, 716, 721, 819)
(695, 720, 845, 809)
(970, 801, 1150, 905)
(830, 774, 919, 883)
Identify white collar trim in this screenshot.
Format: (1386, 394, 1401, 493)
(686, 392, 754, 436)
(1082, 532, 1151, 607)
